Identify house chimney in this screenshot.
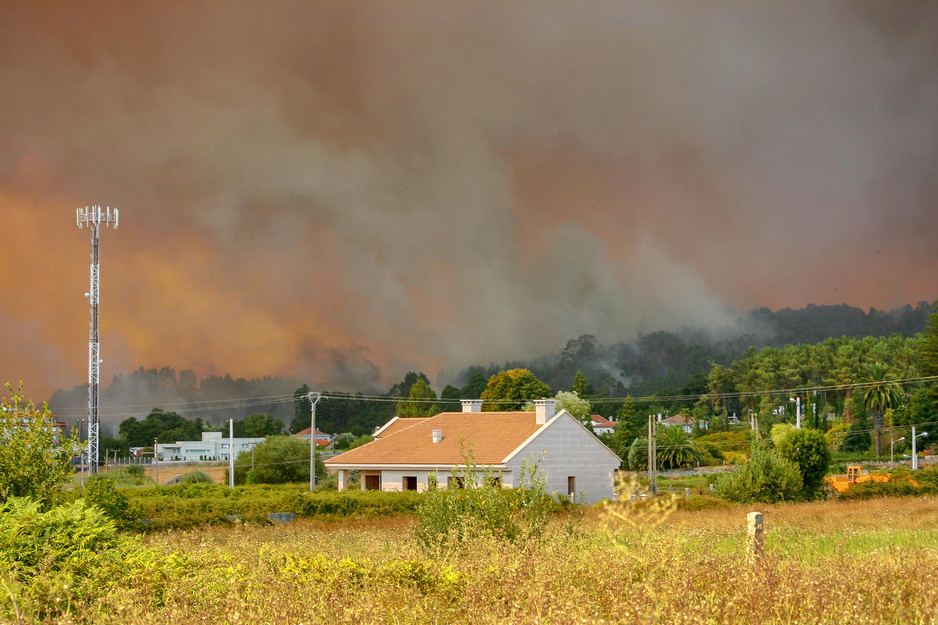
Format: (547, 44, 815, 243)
(432, 429, 443, 443)
(461, 399, 483, 413)
(534, 399, 556, 425)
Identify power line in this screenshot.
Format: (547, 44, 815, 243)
(48, 375, 938, 424)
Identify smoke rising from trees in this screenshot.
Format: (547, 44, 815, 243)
(1, 2, 936, 399)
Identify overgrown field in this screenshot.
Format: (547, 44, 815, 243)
(4, 496, 938, 624)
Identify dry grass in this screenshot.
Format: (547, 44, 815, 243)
(18, 496, 938, 624)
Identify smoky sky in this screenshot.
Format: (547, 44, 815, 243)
(1, 1, 937, 400)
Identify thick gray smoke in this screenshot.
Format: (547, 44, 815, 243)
(0, 2, 936, 399)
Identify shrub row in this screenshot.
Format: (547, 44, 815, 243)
(119, 484, 426, 530)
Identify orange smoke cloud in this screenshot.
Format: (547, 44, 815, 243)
(1, 2, 937, 402)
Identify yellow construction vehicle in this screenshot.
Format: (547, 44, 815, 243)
(825, 465, 896, 493)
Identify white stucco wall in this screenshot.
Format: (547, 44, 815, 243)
(372, 468, 511, 492)
(506, 413, 619, 504)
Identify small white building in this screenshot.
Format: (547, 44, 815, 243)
(293, 427, 333, 448)
(155, 431, 265, 462)
(590, 414, 617, 436)
(658, 414, 709, 434)
(325, 399, 620, 504)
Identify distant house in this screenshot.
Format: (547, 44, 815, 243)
(294, 427, 332, 448)
(325, 399, 620, 504)
(155, 431, 265, 462)
(658, 414, 708, 434)
(590, 415, 617, 436)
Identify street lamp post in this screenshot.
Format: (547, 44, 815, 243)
(912, 427, 928, 471)
(891, 436, 906, 467)
(788, 396, 802, 429)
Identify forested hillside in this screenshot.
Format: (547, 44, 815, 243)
(48, 301, 935, 435)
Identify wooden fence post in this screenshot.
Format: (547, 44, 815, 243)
(747, 511, 764, 562)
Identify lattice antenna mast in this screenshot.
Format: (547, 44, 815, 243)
(76, 205, 119, 474)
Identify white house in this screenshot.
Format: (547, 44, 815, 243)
(658, 414, 709, 434)
(590, 414, 617, 436)
(293, 427, 333, 447)
(155, 431, 265, 462)
(325, 399, 621, 504)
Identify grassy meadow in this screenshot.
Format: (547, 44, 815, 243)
(10, 495, 938, 625)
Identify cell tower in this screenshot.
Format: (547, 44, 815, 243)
(76, 205, 119, 474)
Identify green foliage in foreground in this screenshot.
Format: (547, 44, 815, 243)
(81, 475, 138, 528)
(4, 496, 938, 624)
(0, 384, 84, 506)
(713, 447, 803, 503)
(415, 457, 557, 550)
(0, 497, 125, 621)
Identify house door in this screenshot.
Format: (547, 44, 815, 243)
(568, 476, 576, 503)
(364, 474, 381, 491)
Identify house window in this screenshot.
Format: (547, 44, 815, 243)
(484, 476, 501, 488)
(568, 476, 576, 503)
(364, 474, 381, 491)
(403, 476, 417, 491)
(449, 476, 465, 489)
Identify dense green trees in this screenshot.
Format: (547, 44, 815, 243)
(699, 334, 930, 454)
(397, 378, 439, 418)
(119, 409, 210, 447)
(233, 413, 284, 437)
(919, 303, 938, 407)
(481, 369, 552, 411)
(608, 397, 643, 459)
(290, 384, 312, 434)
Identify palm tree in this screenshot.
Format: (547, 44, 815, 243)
(655, 425, 704, 470)
(863, 362, 903, 456)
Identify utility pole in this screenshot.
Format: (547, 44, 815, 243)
(648, 414, 657, 496)
(76, 205, 118, 474)
(229, 419, 235, 489)
(154, 438, 159, 486)
(76, 418, 85, 488)
(307, 392, 322, 491)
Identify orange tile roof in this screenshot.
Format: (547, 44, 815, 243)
(374, 417, 429, 438)
(325, 411, 542, 467)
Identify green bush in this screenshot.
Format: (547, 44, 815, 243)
(628, 437, 649, 470)
(713, 447, 803, 504)
(82, 475, 137, 527)
(180, 470, 215, 484)
(695, 430, 753, 453)
(292, 490, 424, 517)
(0, 384, 84, 506)
(121, 483, 424, 530)
(414, 457, 554, 550)
(776, 428, 831, 499)
(231, 436, 326, 485)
